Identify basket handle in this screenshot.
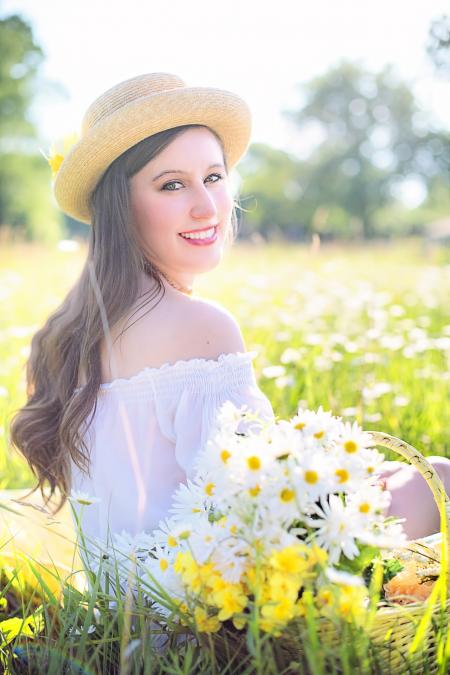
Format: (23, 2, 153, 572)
(368, 430, 450, 586)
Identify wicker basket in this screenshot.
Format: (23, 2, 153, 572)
(200, 431, 450, 674)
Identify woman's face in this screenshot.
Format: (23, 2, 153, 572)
(129, 126, 234, 286)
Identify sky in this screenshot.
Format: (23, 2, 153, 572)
(2, 0, 450, 158)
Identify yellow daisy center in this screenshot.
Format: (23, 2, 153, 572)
(280, 488, 295, 502)
(344, 440, 358, 453)
(359, 502, 370, 514)
(159, 558, 169, 572)
(304, 470, 319, 485)
(220, 449, 231, 463)
(247, 456, 261, 471)
(205, 482, 215, 496)
(335, 469, 350, 484)
(168, 535, 177, 547)
(249, 485, 261, 497)
(295, 421, 306, 430)
(314, 430, 325, 439)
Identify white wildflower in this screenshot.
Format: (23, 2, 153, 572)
(69, 490, 101, 506)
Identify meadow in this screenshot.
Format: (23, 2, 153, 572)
(1, 237, 449, 486)
(0, 236, 449, 673)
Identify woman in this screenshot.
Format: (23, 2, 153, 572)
(9, 72, 450, 555)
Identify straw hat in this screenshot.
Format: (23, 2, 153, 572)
(53, 72, 252, 224)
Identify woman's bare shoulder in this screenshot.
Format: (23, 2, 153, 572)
(98, 288, 246, 383)
(180, 294, 246, 359)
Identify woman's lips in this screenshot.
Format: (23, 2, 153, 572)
(178, 225, 218, 246)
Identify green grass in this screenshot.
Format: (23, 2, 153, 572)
(2, 236, 448, 487)
(0, 236, 449, 673)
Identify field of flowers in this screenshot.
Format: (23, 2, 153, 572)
(0, 236, 449, 673)
(1, 237, 449, 488)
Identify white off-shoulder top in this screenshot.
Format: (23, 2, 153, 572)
(70, 351, 274, 546)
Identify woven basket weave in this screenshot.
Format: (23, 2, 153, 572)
(357, 431, 449, 673)
(201, 431, 450, 674)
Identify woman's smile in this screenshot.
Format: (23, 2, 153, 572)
(179, 225, 218, 245)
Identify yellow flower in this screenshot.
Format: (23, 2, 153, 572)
(194, 607, 221, 633)
(232, 615, 248, 630)
(336, 585, 368, 625)
(173, 551, 202, 590)
(42, 131, 79, 179)
(48, 153, 64, 177)
(261, 595, 301, 626)
(269, 545, 310, 577)
(211, 581, 248, 621)
(316, 584, 368, 626)
(266, 570, 300, 602)
(306, 544, 328, 567)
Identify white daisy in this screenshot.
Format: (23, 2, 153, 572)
(358, 447, 389, 481)
(297, 406, 343, 448)
(210, 400, 254, 436)
(69, 489, 101, 506)
(194, 427, 242, 478)
(327, 454, 368, 493)
(143, 545, 186, 612)
(185, 518, 221, 564)
(346, 485, 392, 525)
(262, 459, 309, 524)
(211, 542, 248, 583)
(151, 516, 194, 550)
(290, 451, 333, 501)
(334, 421, 375, 457)
(168, 477, 212, 523)
(305, 495, 360, 564)
(112, 529, 155, 561)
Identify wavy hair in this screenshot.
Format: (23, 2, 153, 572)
(8, 124, 239, 514)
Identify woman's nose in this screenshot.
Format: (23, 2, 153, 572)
(190, 183, 218, 220)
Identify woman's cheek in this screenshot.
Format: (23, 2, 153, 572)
(219, 183, 234, 212)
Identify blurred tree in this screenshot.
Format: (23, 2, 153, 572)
(0, 14, 43, 144)
(0, 13, 61, 241)
(427, 14, 450, 78)
(237, 144, 309, 241)
(282, 61, 450, 238)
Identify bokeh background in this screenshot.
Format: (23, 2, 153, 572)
(0, 1, 449, 489)
(1, 0, 450, 243)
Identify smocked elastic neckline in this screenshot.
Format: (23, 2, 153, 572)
(73, 350, 258, 394)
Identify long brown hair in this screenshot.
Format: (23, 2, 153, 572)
(8, 124, 239, 514)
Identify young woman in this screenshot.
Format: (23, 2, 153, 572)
(9, 72, 450, 555)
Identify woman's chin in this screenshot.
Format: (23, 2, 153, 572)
(180, 248, 224, 275)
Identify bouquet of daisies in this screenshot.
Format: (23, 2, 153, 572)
(81, 402, 408, 648)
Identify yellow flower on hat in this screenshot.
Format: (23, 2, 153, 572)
(48, 153, 65, 177)
(41, 131, 79, 179)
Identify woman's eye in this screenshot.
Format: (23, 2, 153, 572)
(161, 173, 223, 191)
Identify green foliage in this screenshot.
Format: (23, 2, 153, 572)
(339, 545, 379, 576)
(363, 558, 404, 590)
(0, 12, 62, 240)
(0, 152, 62, 242)
(0, 14, 43, 142)
(239, 62, 450, 241)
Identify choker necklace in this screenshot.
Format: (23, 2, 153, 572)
(144, 261, 193, 295)
(162, 273, 194, 296)
(161, 272, 193, 295)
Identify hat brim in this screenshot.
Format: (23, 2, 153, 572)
(54, 86, 252, 224)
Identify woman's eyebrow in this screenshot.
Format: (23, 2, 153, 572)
(152, 163, 225, 181)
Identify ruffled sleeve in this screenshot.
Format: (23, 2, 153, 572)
(170, 351, 274, 479)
